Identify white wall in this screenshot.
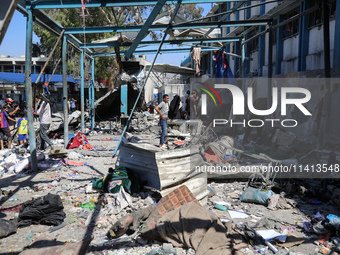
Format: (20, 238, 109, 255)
(306, 20, 336, 70)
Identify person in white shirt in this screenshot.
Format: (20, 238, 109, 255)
(35, 97, 53, 150)
(155, 94, 170, 149)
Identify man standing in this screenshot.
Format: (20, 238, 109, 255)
(35, 97, 53, 150)
(155, 94, 169, 149)
(6, 98, 20, 141)
(70, 98, 77, 113)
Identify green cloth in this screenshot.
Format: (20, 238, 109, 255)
(92, 166, 132, 194)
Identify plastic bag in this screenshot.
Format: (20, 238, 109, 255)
(239, 187, 274, 205)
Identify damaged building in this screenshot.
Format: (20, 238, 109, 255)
(0, 0, 340, 255)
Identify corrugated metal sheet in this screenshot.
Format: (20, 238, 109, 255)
(0, 0, 19, 45)
(116, 143, 209, 201)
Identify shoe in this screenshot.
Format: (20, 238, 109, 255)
(160, 144, 168, 150)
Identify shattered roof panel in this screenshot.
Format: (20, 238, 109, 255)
(145, 63, 195, 75)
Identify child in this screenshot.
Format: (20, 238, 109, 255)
(44, 82, 51, 97)
(17, 111, 28, 145)
(0, 104, 17, 150)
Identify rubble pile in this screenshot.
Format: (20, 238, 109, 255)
(0, 114, 340, 255)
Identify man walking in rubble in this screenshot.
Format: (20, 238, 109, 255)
(155, 94, 169, 149)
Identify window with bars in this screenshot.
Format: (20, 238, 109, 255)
(308, 0, 337, 28)
(248, 28, 259, 52)
(282, 7, 300, 39)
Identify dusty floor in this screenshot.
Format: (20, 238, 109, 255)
(0, 130, 339, 255)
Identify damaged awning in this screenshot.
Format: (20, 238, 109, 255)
(145, 63, 195, 75)
(89, 10, 221, 53)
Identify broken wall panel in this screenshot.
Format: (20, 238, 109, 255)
(95, 83, 140, 120)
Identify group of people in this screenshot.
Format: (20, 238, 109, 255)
(0, 96, 54, 151)
(0, 98, 27, 150)
(68, 98, 77, 113)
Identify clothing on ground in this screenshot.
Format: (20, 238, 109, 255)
(155, 201, 237, 255)
(18, 193, 66, 227)
(0, 219, 17, 238)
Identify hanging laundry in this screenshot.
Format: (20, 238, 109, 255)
(213, 50, 236, 81)
(191, 47, 201, 74)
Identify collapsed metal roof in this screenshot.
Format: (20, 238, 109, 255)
(145, 63, 196, 75)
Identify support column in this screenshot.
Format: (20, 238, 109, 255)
(80, 50, 84, 132)
(275, 15, 284, 75)
(323, 0, 331, 77)
(62, 35, 68, 148)
(258, 26, 265, 77)
(334, 0, 340, 68)
(120, 84, 128, 115)
(226, 2, 231, 64)
(25, 7, 37, 170)
(88, 60, 92, 128)
(298, 0, 310, 72)
(317, 0, 332, 149)
(234, 42, 239, 76)
(245, 1, 251, 75)
(268, 23, 273, 78)
(258, 0, 265, 77)
(267, 23, 274, 123)
(241, 39, 246, 92)
(234, 10, 240, 76)
(91, 58, 95, 129)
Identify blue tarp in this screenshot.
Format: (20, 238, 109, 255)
(0, 72, 79, 84)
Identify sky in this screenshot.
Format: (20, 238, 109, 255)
(0, 4, 212, 66)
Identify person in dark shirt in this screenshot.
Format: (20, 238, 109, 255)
(6, 98, 20, 141)
(0, 104, 17, 150)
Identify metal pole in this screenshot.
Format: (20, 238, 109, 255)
(35, 30, 64, 84)
(47, 58, 61, 84)
(62, 35, 68, 148)
(112, 1, 182, 157)
(80, 50, 85, 132)
(268, 23, 273, 112)
(91, 58, 95, 129)
(268, 23, 273, 79)
(241, 38, 246, 92)
(25, 7, 37, 170)
(317, 0, 332, 149)
(176, 0, 279, 26)
(323, 0, 331, 78)
(88, 59, 92, 128)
